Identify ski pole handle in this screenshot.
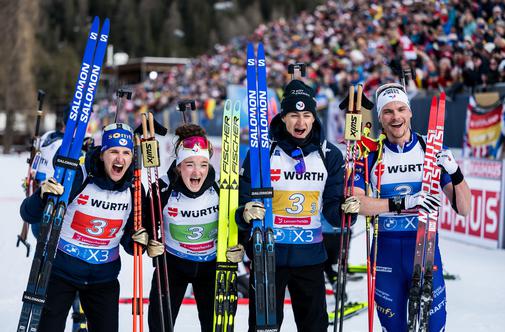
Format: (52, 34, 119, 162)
(134, 134, 142, 171)
(348, 86, 354, 113)
(345, 86, 362, 141)
(114, 88, 132, 123)
(287, 63, 307, 80)
(141, 112, 160, 168)
(177, 99, 196, 124)
(356, 84, 363, 112)
(141, 113, 149, 139)
(37, 90, 45, 112)
(148, 112, 155, 138)
(29, 90, 46, 165)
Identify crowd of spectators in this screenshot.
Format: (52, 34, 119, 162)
(96, 0, 505, 127)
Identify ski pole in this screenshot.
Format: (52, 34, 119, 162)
(361, 123, 374, 332)
(141, 112, 174, 332)
(133, 134, 144, 332)
(334, 85, 355, 332)
(339, 84, 363, 331)
(17, 90, 46, 257)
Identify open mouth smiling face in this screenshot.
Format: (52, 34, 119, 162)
(178, 156, 210, 192)
(101, 147, 133, 182)
(379, 101, 412, 143)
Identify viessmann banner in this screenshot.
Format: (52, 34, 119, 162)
(439, 158, 505, 249)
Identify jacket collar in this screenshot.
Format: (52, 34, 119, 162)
(269, 113, 325, 156)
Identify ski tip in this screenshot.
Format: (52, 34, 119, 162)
(101, 18, 111, 34)
(91, 16, 100, 27)
(431, 96, 437, 107)
(233, 100, 241, 113)
(224, 99, 232, 111)
(258, 42, 265, 55)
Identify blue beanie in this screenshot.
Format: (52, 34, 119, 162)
(101, 123, 134, 152)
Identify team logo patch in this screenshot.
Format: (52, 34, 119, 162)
(77, 194, 89, 205)
(296, 101, 305, 110)
(168, 207, 178, 217)
(374, 163, 385, 178)
(271, 169, 281, 181)
(119, 138, 128, 146)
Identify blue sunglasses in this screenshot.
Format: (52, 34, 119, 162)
(291, 148, 306, 174)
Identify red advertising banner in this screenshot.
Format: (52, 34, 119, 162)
(439, 159, 504, 249)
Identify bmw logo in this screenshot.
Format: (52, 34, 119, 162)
(384, 218, 397, 230)
(274, 229, 285, 241)
(63, 244, 79, 255)
(119, 138, 128, 146)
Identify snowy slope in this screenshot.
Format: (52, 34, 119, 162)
(1, 153, 504, 331)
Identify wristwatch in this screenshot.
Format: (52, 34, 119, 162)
(389, 196, 404, 214)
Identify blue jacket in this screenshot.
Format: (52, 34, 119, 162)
(236, 113, 345, 267)
(20, 146, 137, 285)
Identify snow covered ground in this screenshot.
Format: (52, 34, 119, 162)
(1, 153, 504, 331)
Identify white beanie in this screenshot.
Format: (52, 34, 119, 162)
(175, 137, 210, 165)
(376, 84, 411, 115)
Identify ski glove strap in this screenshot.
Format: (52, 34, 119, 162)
(243, 201, 266, 224)
(404, 191, 441, 214)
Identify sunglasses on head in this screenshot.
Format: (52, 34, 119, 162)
(180, 136, 210, 150)
(291, 148, 306, 174)
(102, 122, 133, 134)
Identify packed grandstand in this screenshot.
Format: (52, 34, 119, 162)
(93, 0, 505, 134)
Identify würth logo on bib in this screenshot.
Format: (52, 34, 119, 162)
(271, 169, 281, 182)
(77, 194, 89, 205)
(284, 171, 324, 181)
(179, 205, 219, 218)
(168, 207, 178, 217)
(90, 199, 129, 211)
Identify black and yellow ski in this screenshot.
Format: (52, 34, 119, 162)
(213, 99, 241, 332)
(329, 302, 368, 324)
